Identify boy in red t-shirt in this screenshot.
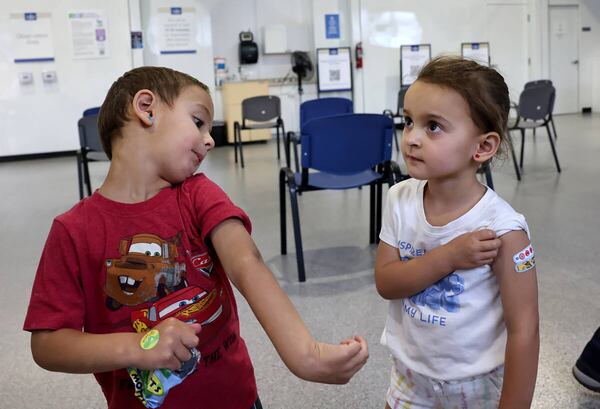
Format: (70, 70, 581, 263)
(23, 67, 369, 409)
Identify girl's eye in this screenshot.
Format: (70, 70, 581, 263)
(193, 117, 204, 129)
(428, 122, 442, 133)
(404, 117, 413, 127)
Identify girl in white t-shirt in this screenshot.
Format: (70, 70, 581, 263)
(375, 56, 539, 409)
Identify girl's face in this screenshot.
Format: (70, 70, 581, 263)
(401, 80, 483, 181)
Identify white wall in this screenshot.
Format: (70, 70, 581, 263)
(0, 0, 133, 156)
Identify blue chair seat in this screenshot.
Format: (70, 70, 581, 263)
(294, 169, 382, 190)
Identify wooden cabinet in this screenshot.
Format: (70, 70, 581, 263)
(221, 81, 271, 143)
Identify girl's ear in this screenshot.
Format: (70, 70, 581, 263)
(132, 89, 156, 126)
(474, 132, 500, 163)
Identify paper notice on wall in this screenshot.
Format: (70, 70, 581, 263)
(10, 12, 55, 63)
(400, 44, 431, 86)
(67, 10, 109, 59)
(157, 7, 197, 54)
(461, 42, 490, 67)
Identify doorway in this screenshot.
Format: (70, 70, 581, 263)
(549, 5, 579, 114)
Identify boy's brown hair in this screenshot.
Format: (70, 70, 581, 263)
(98, 66, 209, 159)
(416, 55, 510, 161)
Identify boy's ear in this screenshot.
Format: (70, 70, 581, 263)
(474, 131, 500, 163)
(132, 89, 156, 126)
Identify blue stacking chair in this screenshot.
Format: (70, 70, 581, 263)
(77, 107, 108, 199)
(286, 97, 353, 172)
(279, 113, 406, 282)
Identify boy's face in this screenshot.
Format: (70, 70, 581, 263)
(401, 80, 482, 181)
(150, 85, 214, 184)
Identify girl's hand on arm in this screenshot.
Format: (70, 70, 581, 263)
(31, 319, 200, 374)
(210, 219, 368, 384)
(375, 230, 500, 300)
(491, 230, 539, 409)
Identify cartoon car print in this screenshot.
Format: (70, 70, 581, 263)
(104, 233, 186, 310)
(131, 285, 224, 333)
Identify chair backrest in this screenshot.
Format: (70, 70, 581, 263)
(524, 79, 552, 89)
(518, 84, 555, 121)
(241, 95, 281, 123)
(300, 97, 353, 129)
(78, 109, 103, 152)
(396, 86, 410, 114)
(300, 113, 393, 174)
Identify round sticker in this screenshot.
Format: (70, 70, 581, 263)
(140, 329, 160, 350)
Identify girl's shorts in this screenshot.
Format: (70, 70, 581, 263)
(386, 358, 504, 409)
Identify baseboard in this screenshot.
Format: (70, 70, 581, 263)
(582, 107, 592, 114)
(0, 150, 77, 163)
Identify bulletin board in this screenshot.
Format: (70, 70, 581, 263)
(316, 47, 353, 93)
(400, 44, 431, 86)
(461, 42, 490, 66)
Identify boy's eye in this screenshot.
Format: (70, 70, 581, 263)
(193, 116, 204, 129)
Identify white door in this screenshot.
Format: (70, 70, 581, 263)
(549, 5, 579, 114)
(485, 4, 529, 104)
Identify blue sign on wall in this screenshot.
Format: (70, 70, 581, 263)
(325, 14, 340, 39)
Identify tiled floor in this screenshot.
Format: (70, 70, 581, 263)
(1, 113, 599, 408)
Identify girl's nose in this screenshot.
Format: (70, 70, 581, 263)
(204, 132, 215, 151)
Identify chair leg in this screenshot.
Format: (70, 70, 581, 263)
(393, 128, 400, 153)
(550, 117, 558, 140)
(519, 129, 525, 169)
(289, 185, 305, 282)
(234, 123, 239, 164)
(484, 164, 494, 190)
(279, 170, 288, 255)
(546, 124, 561, 173)
(369, 184, 375, 244)
(376, 180, 383, 243)
(276, 126, 281, 160)
(236, 125, 245, 168)
(507, 133, 521, 181)
(82, 155, 92, 196)
(293, 140, 300, 174)
(532, 128, 536, 142)
(76, 154, 84, 200)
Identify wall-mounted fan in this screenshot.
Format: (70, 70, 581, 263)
(291, 51, 313, 97)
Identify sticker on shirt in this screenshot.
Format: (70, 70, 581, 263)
(188, 251, 214, 277)
(104, 232, 187, 310)
(512, 244, 536, 273)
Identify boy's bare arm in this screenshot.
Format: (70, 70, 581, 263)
(374, 229, 501, 299)
(210, 219, 368, 384)
(31, 318, 201, 374)
(492, 230, 539, 409)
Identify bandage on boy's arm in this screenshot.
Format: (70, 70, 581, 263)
(210, 219, 369, 384)
(31, 318, 200, 374)
(491, 230, 539, 409)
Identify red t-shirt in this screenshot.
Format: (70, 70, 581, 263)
(24, 174, 257, 409)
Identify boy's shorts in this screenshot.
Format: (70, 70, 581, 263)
(386, 357, 504, 409)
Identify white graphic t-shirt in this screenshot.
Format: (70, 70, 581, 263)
(379, 178, 530, 380)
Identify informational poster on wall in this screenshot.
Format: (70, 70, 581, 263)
(157, 7, 196, 54)
(461, 42, 490, 66)
(67, 10, 109, 59)
(325, 14, 340, 39)
(317, 47, 352, 92)
(400, 44, 431, 86)
(9, 12, 55, 63)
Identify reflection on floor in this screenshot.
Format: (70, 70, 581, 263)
(1, 113, 598, 408)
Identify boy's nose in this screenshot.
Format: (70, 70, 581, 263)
(204, 132, 215, 151)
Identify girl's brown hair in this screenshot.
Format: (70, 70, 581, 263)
(97, 66, 209, 159)
(416, 55, 510, 161)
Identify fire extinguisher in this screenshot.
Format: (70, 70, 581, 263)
(355, 42, 363, 69)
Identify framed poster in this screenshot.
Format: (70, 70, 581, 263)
(316, 47, 352, 92)
(400, 44, 431, 86)
(461, 42, 490, 66)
